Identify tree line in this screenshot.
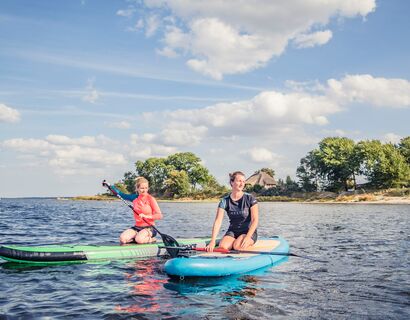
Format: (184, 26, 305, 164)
(116, 152, 228, 198)
(115, 136, 410, 198)
(297, 136, 410, 192)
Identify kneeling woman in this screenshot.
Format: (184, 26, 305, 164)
(119, 177, 162, 244)
(206, 171, 258, 252)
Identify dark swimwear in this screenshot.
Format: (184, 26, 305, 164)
(131, 226, 157, 237)
(218, 192, 258, 241)
(225, 228, 258, 242)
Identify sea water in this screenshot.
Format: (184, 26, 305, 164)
(0, 199, 409, 319)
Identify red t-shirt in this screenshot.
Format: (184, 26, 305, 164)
(132, 194, 162, 227)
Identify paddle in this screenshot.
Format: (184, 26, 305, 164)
(159, 245, 326, 262)
(102, 180, 180, 258)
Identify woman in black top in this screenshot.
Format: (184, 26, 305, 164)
(206, 171, 259, 252)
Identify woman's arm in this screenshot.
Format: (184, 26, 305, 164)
(205, 207, 225, 252)
(110, 185, 138, 202)
(241, 204, 259, 248)
(147, 196, 163, 220)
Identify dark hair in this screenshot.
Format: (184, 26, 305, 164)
(229, 171, 245, 184)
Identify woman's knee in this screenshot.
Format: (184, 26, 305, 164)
(219, 236, 234, 250)
(232, 241, 242, 250)
(119, 229, 136, 244)
(135, 230, 151, 244)
(232, 235, 252, 250)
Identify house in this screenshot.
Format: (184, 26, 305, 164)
(245, 171, 277, 189)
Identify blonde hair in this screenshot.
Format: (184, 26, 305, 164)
(229, 171, 245, 184)
(135, 176, 149, 189)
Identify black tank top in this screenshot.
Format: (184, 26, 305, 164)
(218, 193, 257, 233)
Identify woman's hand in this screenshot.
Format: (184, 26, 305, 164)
(240, 235, 253, 249)
(205, 240, 216, 252)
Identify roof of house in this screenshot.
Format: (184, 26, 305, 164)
(245, 171, 277, 186)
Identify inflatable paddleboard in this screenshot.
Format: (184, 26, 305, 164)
(164, 236, 289, 277)
(0, 238, 212, 264)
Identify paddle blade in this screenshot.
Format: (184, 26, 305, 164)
(161, 234, 180, 258)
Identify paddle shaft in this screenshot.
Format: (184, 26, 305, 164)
(159, 245, 325, 262)
(197, 247, 293, 256)
(160, 245, 291, 256)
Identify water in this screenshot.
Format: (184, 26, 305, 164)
(0, 199, 409, 319)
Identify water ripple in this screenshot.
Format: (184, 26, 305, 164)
(0, 199, 409, 319)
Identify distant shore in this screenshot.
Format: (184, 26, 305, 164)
(64, 192, 410, 204)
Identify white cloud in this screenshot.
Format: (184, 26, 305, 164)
(2, 135, 126, 175)
(327, 74, 410, 108)
(126, 123, 207, 159)
(159, 89, 340, 135)
(108, 121, 131, 129)
(2, 138, 51, 154)
(129, 144, 177, 159)
(145, 14, 160, 37)
(127, 19, 144, 32)
(125, 0, 376, 79)
(46, 134, 98, 146)
(129, 134, 178, 158)
(116, 7, 136, 18)
(156, 46, 179, 58)
(293, 30, 333, 48)
(242, 147, 278, 163)
(186, 18, 276, 80)
(82, 78, 100, 103)
(50, 146, 125, 168)
(158, 122, 208, 146)
(0, 103, 21, 123)
(139, 73, 409, 149)
(382, 133, 402, 144)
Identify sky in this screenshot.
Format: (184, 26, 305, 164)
(1, 0, 409, 197)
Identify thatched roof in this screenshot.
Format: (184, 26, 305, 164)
(245, 171, 277, 187)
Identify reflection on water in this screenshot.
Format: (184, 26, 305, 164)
(1, 199, 409, 319)
(114, 259, 169, 314)
(165, 264, 281, 301)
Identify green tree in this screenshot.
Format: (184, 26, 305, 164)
(357, 140, 410, 188)
(398, 136, 410, 164)
(128, 152, 223, 197)
(135, 157, 171, 194)
(165, 152, 217, 191)
(296, 151, 321, 192)
(163, 170, 191, 198)
(285, 175, 300, 192)
(122, 171, 137, 193)
(315, 137, 360, 191)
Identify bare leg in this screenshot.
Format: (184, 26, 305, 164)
(134, 228, 153, 244)
(119, 229, 138, 244)
(232, 234, 255, 250)
(218, 235, 236, 250)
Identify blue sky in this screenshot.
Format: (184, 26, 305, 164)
(1, 0, 409, 197)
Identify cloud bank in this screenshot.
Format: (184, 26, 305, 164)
(121, 0, 376, 79)
(2, 74, 408, 173)
(2, 135, 126, 175)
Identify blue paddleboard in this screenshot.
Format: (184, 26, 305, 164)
(164, 236, 289, 277)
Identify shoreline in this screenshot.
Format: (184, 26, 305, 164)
(63, 195, 410, 204)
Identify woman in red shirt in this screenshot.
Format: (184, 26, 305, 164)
(119, 177, 163, 244)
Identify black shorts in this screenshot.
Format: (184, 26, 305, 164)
(225, 229, 258, 242)
(131, 226, 157, 238)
